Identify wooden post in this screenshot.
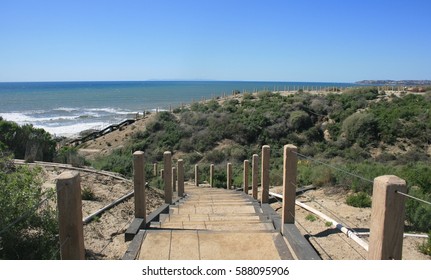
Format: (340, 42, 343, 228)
(177, 159, 184, 197)
(172, 167, 177, 192)
(160, 169, 164, 180)
(368, 175, 407, 260)
(261, 145, 270, 203)
(195, 164, 199, 186)
(133, 151, 146, 219)
(243, 160, 249, 194)
(252, 154, 259, 199)
(210, 164, 214, 188)
(56, 171, 85, 260)
(153, 163, 158, 177)
(281, 145, 297, 226)
(163, 152, 172, 204)
(227, 163, 232, 189)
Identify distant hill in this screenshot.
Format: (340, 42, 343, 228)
(355, 80, 431, 86)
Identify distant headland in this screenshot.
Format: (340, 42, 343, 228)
(355, 80, 431, 86)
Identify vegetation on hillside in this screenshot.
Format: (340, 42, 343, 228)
(0, 152, 59, 259)
(92, 88, 431, 232)
(1, 87, 430, 257)
(0, 117, 56, 162)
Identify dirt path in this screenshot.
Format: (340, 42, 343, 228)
(78, 113, 157, 160)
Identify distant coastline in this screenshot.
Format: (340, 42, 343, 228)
(355, 80, 431, 86)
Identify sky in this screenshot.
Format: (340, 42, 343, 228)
(1, 0, 430, 83)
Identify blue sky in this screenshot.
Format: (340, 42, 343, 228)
(1, 0, 430, 82)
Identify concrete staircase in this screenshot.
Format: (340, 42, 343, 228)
(137, 184, 293, 260)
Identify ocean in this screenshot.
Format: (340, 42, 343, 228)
(0, 81, 355, 137)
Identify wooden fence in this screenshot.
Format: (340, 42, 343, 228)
(56, 144, 407, 260)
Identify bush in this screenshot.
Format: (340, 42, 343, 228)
(289, 110, 312, 132)
(305, 214, 317, 222)
(346, 192, 371, 208)
(341, 112, 378, 147)
(205, 150, 225, 164)
(0, 118, 56, 161)
(405, 187, 431, 232)
(0, 153, 59, 259)
(81, 186, 96, 201)
(418, 232, 431, 256)
(54, 146, 88, 167)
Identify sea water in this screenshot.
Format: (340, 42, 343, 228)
(0, 81, 354, 137)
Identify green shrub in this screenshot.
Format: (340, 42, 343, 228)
(418, 232, 431, 256)
(310, 166, 336, 187)
(54, 146, 88, 167)
(341, 112, 378, 147)
(0, 153, 59, 259)
(0, 118, 56, 161)
(305, 214, 317, 222)
(405, 187, 431, 232)
(289, 110, 312, 132)
(81, 186, 96, 201)
(346, 192, 371, 208)
(205, 150, 225, 164)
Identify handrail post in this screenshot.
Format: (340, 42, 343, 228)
(153, 163, 157, 177)
(163, 151, 172, 204)
(368, 175, 406, 260)
(172, 167, 177, 192)
(195, 164, 199, 186)
(177, 159, 184, 197)
(281, 145, 297, 226)
(243, 160, 249, 194)
(56, 171, 85, 260)
(227, 163, 232, 189)
(133, 151, 146, 219)
(261, 145, 270, 203)
(252, 154, 258, 199)
(210, 164, 214, 188)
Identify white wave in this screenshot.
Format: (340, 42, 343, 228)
(0, 112, 81, 123)
(0, 112, 34, 123)
(35, 122, 108, 137)
(55, 107, 80, 112)
(87, 107, 135, 115)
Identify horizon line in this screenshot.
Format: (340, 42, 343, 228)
(0, 79, 359, 84)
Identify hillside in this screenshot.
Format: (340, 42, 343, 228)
(2, 87, 431, 259)
(85, 88, 431, 233)
(75, 88, 431, 259)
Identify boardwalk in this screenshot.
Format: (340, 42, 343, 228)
(124, 183, 319, 260)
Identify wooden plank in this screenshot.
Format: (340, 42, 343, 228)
(260, 203, 281, 231)
(122, 230, 146, 260)
(273, 233, 294, 260)
(125, 201, 178, 241)
(145, 203, 171, 228)
(125, 218, 145, 242)
(282, 224, 321, 260)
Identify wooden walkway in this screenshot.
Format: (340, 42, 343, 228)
(124, 184, 320, 260)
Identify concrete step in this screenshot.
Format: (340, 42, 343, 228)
(161, 213, 266, 222)
(170, 204, 257, 214)
(154, 220, 275, 231)
(138, 230, 290, 260)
